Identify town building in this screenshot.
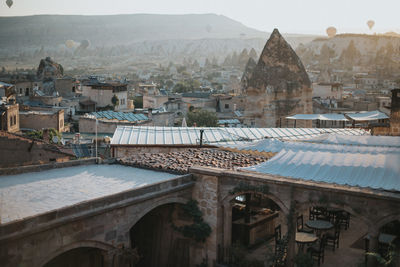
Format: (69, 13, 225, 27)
(19, 109, 65, 132)
(81, 77, 128, 111)
(0, 131, 73, 167)
(0, 100, 19, 133)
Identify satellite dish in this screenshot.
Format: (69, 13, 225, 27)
(6, 0, 13, 8)
(52, 136, 59, 144)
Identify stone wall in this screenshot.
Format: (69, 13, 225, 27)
(0, 173, 195, 267)
(19, 110, 64, 132)
(0, 133, 71, 168)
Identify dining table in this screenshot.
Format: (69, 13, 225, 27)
(295, 232, 318, 251)
(305, 220, 333, 237)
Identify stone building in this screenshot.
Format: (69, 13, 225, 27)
(19, 109, 65, 132)
(0, 131, 73, 167)
(0, 102, 19, 133)
(81, 80, 128, 111)
(243, 29, 313, 127)
(390, 88, 400, 135)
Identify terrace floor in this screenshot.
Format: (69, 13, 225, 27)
(247, 216, 368, 267)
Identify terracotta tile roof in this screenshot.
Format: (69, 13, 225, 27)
(118, 148, 271, 174)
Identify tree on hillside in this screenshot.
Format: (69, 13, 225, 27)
(173, 79, 201, 93)
(340, 40, 361, 67)
(186, 109, 218, 127)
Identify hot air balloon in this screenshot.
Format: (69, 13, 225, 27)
(326, 27, 337, 38)
(79, 40, 90, 49)
(65, 40, 75, 49)
(6, 0, 13, 8)
(367, 20, 375, 30)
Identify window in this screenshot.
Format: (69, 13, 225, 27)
(60, 119, 64, 128)
(13, 115, 16, 126)
(72, 86, 75, 92)
(225, 104, 229, 109)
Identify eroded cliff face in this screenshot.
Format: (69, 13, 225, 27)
(36, 57, 64, 95)
(240, 57, 257, 93)
(244, 29, 312, 127)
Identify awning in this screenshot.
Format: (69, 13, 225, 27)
(286, 113, 348, 121)
(345, 110, 389, 121)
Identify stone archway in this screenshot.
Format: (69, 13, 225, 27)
(128, 199, 192, 267)
(373, 213, 400, 230)
(38, 240, 114, 267)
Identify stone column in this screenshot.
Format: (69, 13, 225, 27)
(192, 174, 220, 266)
(102, 250, 115, 267)
(366, 227, 379, 267)
(285, 201, 297, 267)
(223, 203, 233, 262)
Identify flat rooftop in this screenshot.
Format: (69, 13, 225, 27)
(0, 164, 178, 224)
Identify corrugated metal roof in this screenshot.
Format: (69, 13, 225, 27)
(346, 110, 389, 121)
(91, 111, 148, 122)
(242, 149, 400, 192)
(226, 136, 400, 154)
(111, 126, 368, 145)
(286, 113, 348, 121)
(218, 119, 240, 125)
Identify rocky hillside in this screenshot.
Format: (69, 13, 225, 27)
(0, 14, 266, 49)
(296, 33, 400, 68)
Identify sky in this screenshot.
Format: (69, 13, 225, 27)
(0, 0, 399, 35)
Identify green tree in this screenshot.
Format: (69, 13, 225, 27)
(111, 94, 119, 107)
(133, 96, 143, 108)
(186, 110, 218, 127)
(173, 79, 201, 93)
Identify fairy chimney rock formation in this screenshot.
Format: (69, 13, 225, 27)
(241, 57, 257, 93)
(244, 29, 312, 127)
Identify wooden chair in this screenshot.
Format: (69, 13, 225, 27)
(315, 206, 328, 220)
(337, 211, 350, 230)
(297, 215, 313, 233)
(325, 222, 340, 251)
(275, 225, 281, 244)
(309, 206, 316, 220)
(307, 235, 326, 266)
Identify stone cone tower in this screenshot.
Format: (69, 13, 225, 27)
(241, 57, 257, 94)
(243, 29, 312, 127)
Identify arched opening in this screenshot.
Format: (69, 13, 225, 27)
(129, 203, 193, 267)
(231, 192, 282, 247)
(218, 191, 286, 266)
(377, 219, 400, 262)
(43, 247, 104, 267)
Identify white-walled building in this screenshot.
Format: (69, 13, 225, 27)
(81, 80, 128, 111)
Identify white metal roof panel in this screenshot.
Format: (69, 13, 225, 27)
(346, 110, 389, 121)
(242, 149, 400, 192)
(111, 126, 369, 146)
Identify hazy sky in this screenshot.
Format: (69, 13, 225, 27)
(1, 0, 399, 35)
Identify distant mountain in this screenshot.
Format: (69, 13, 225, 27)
(0, 13, 268, 49)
